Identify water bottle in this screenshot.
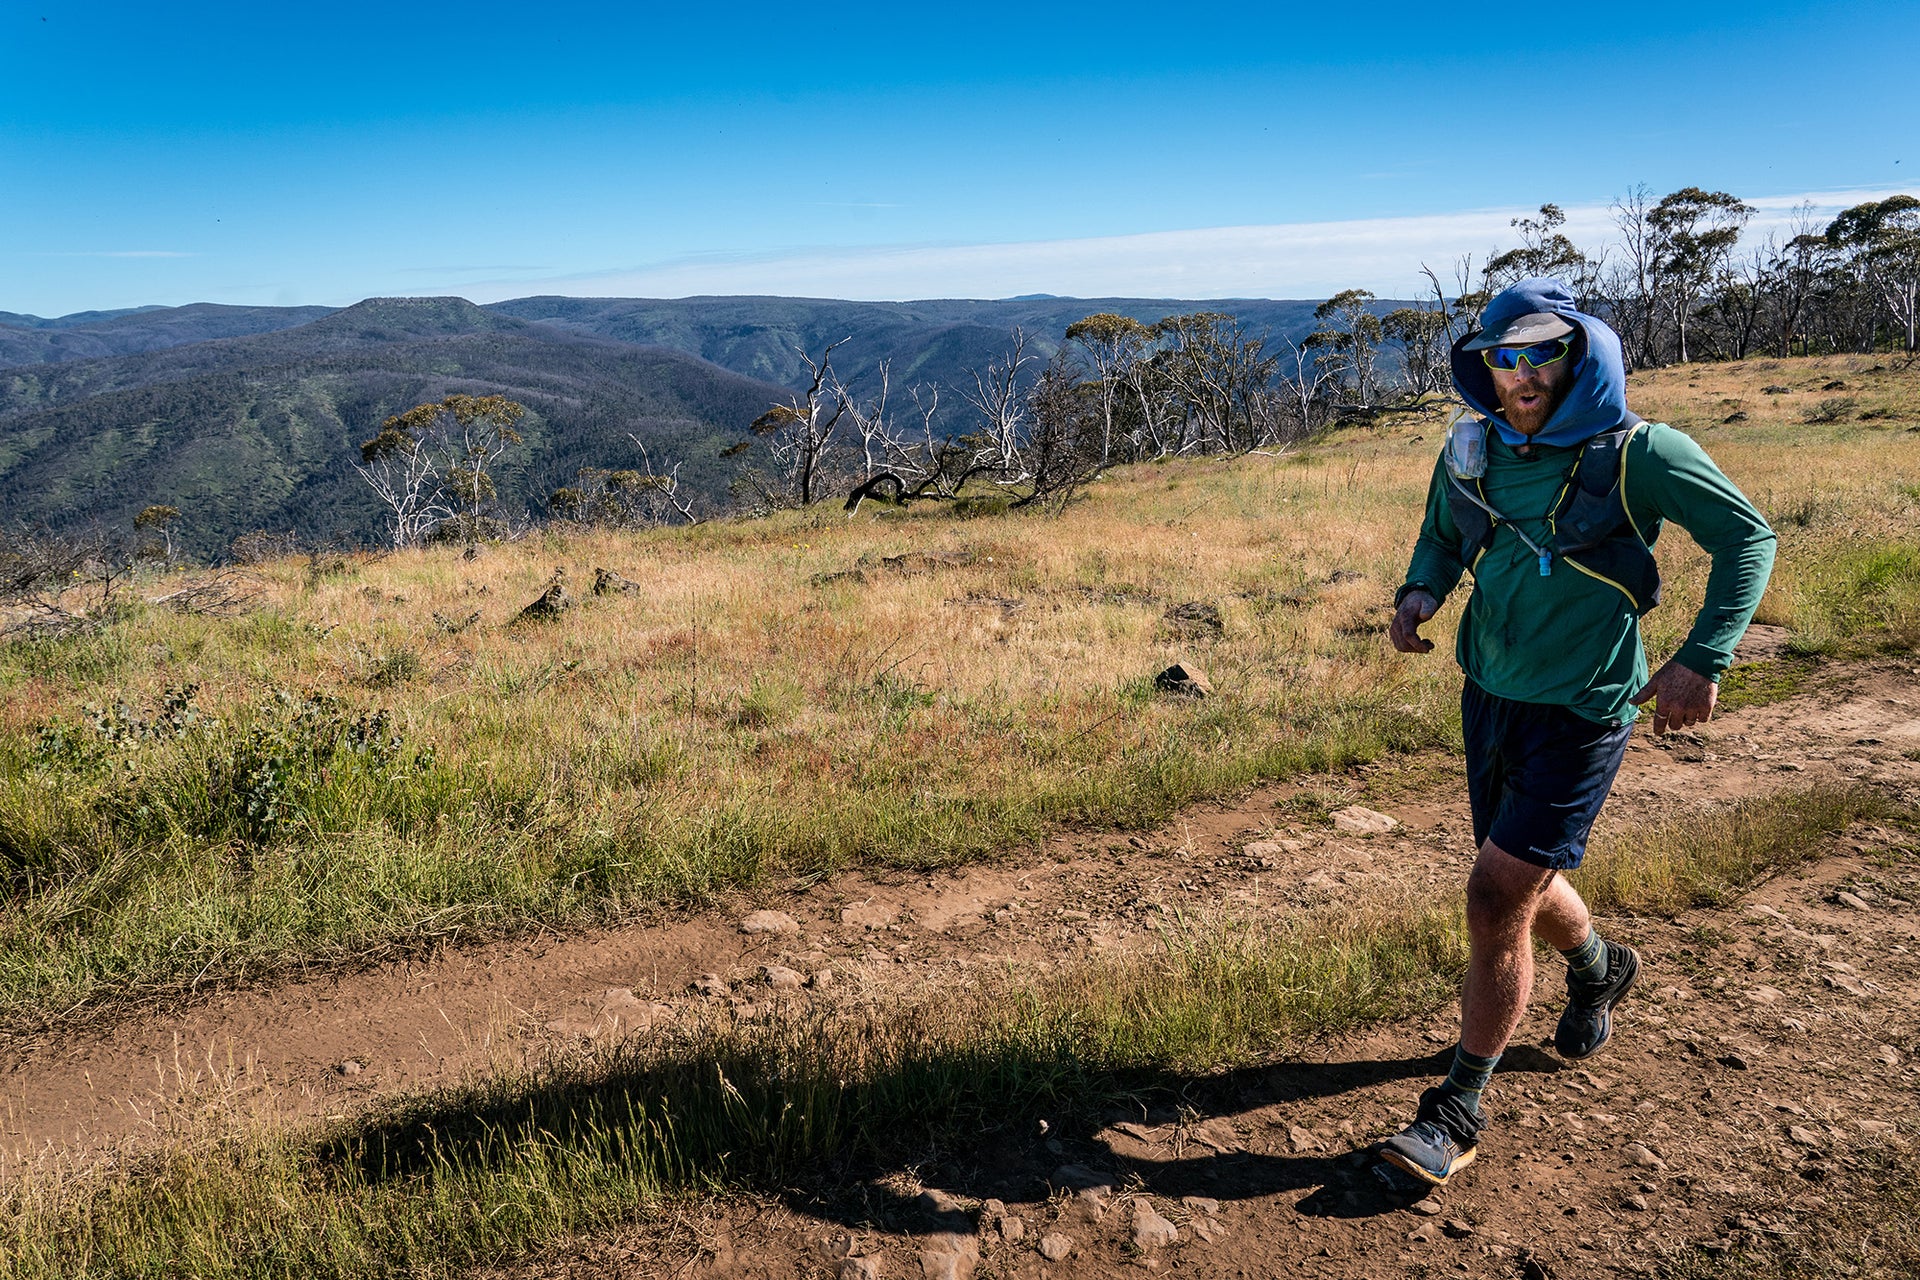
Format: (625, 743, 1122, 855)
(1444, 410, 1487, 480)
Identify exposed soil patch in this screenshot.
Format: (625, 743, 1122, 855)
(4, 656, 1918, 1275)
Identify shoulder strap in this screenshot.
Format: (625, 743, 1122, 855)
(1572, 412, 1645, 498)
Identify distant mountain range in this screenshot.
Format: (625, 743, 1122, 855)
(0, 293, 1375, 558)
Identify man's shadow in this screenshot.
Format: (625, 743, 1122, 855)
(314, 1031, 1563, 1236)
(785, 1042, 1565, 1232)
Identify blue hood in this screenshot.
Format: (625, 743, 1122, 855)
(1451, 277, 1630, 449)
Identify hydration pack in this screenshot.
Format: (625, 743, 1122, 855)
(1447, 415, 1664, 615)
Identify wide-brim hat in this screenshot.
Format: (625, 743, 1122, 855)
(1462, 311, 1576, 351)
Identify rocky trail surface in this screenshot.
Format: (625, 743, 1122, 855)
(4, 641, 1918, 1278)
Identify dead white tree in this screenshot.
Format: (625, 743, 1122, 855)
(353, 428, 449, 549)
(749, 338, 851, 506)
(961, 328, 1037, 487)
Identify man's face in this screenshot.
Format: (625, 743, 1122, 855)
(1489, 342, 1576, 436)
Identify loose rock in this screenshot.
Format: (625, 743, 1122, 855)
(1330, 805, 1399, 835)
(1836, 891, 1872, 910)
(1038, 1233, 1074, 1261)
(762, 964, 805, 991)
(690, 973, 729, 997)
(1131, 1201, 1179, 1249)
(999, 1216, 1025, 1242)
(592, 567, 641, 595)
(919, 1249, 975, 1280)
(838, 1259, 881, 1280)
(514, 567, 572, 623)
(337, 1059, 364, 1076)
(1789, 1124, 1825, 1148)
(739, 910, 801, 936)
(1624, 1143, 1667, 1170)
(1409, 1198, 1443, 1216)
(1153, 661, 1212, 698)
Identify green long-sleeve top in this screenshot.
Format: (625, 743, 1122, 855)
(1399, 422, 1777, 725)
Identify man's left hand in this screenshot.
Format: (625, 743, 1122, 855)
(1631, 660, 1717, 736)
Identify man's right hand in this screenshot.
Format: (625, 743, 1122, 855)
(1390, 589, 1439, 654)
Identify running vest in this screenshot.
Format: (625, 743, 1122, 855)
(1447, 415, 1664, 615)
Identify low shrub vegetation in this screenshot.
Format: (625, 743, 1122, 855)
(1, 358, 1917, 1024)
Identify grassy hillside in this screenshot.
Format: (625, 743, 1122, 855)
(1, 353, 1916, 1027)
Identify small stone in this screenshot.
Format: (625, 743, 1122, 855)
(1624, 1143, 1667, 1170)
(1836, 891, 1871, 910)
(809, 967, 834, 989)
(1131, 1201, 1179, 1249)
(1856, 1119, 1896, 1137)
(999, 1216, 1025, 1242)
(1789, 1125, 1825, 1148)
(338, 1059, 364, 1076)
(1776, 761, 1804, 772)
(1624, 1194, 1649, 1211)
(1879, 1045, 1902, 1066)
(739, 910, 801, 936)
(1153, 661, 1212, 698)
(1410, 1197, 1443, 1215)
(1745, 985, 1784, 1005)
(1180, 1196, 1221, 1216)
(1408, 1224, 1437, 1244)
(980, 1199, 1005, 1221)
(1288, 1124, 1321, 1152)
(1330, 805, 1399, 835)
(825, 1232, 856, 1258)
(919, 1250, 975, 1280)
(1442, 1218, 1475, 1239)
(690, 972, 729, 997)
(762, 964, 805, 991)
(1190, 1217, 1222, 1243)
(917, 1189, 968, 1217)
(1717, 1053, 1751, 1071)
(838, 1259, 880, 1280)
(1038, 1233, 1074, 1261)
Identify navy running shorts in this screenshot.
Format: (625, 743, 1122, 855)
(1462, 679, 1632, 871)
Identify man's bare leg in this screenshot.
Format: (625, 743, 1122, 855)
(1458, 840, 1569, 1056)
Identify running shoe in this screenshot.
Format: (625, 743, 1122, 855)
(1555, 940, 1640, 1060)
(1378, 1087, 1481, 1188)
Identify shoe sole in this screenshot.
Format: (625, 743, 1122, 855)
(1557, 946, 1640, 1061)
(1378, 1144, 1477, 1188)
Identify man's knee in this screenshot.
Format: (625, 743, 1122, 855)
(1465, 844, 1550, 934)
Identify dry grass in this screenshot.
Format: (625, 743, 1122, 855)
(1, 358, 1918, 1020)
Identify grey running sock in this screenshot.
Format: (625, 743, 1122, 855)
(1562, 928, 1609, 985)
(1439, 1045, 1501, 1116)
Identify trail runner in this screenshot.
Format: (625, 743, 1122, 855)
(1380, 277, 1777, 1188)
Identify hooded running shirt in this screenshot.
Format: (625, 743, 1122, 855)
(1400, 278, 1777, 725)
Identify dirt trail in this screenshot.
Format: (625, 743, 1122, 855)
(3, 643, 1916, 1230)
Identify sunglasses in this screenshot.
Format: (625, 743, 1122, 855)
(1481, 338, 1571, 371)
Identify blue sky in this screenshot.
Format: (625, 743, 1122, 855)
(3, 0, 1913, 314)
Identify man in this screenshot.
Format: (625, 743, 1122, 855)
(1378, 277, 1776, 1188)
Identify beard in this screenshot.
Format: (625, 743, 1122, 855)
(1495, 380, 1560, 435)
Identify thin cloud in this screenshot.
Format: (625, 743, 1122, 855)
(453, 187, 1910, 304)
(394, 264, 553, 274)
(38, 250, 197, 259)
